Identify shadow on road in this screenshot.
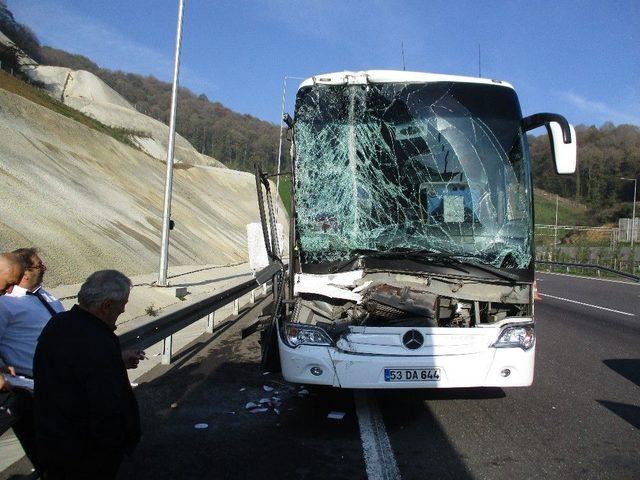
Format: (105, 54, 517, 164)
(375, 389, 490, 480)
(596, 400, 640, 430)
(603, 358, 640, 388)
(380, 387, 506, 402)
(117, 306, 366, 480)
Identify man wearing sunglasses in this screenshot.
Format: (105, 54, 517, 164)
(0, 247, 64, 474)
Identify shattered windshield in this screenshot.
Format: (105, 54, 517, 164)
(293, 81, 533, 269)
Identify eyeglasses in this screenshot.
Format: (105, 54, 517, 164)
(29, 262, 46, 271)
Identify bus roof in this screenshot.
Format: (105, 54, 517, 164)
(298, 70, 514, 90)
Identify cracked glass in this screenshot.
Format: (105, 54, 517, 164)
(293, 81, 533, 269)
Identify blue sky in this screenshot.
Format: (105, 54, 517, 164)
(8, 0, 640, 127)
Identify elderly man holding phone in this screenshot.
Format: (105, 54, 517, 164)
(34, 269, 142, 479)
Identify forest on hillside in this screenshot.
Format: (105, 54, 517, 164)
(529, 123, 640, 222)
(0, 1, 637, 223)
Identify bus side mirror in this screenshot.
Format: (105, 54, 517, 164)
(522, 113, 577, 175)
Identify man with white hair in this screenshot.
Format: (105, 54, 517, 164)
(34, 270, 141, 480)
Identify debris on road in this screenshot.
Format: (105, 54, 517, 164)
(194, 423, 209, 429)
(240, 381, 311, 416)
(327, 411, 346, 420)
(170, 402, 179, 409)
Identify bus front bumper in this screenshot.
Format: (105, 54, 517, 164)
(278, 338, 535, 389)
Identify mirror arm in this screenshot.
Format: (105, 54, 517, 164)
(522, 113, 572, 143)
(282, 113, 294, 129)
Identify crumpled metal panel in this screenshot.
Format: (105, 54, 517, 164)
(294, 81, 532, 268)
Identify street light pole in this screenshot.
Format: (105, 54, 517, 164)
(554, 194, 559, 259)
(275, 76, 287, 198)
(620, 177, 637, 253)
(275, 76, 304, 214)
(158, 0, 186, 287)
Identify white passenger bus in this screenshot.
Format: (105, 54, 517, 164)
(250, 70, 576, 388)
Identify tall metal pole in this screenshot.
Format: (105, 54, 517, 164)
(633, 178, 637, 252)
(554, 194, 559, 259)
(275, 76, 287, 196)
(621, 177, 637, 252)
(158, 0, 186, 286)
(275, 76, 304, 216)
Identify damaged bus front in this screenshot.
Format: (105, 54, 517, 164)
(256, 71, 576, 388)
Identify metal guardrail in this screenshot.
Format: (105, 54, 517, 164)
(536, 260, 640, 282)
(118, 261, 283, 364)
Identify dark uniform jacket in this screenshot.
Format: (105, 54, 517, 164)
(33, 305, 140, 472)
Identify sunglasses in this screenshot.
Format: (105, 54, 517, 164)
(29, 262, 46, 271)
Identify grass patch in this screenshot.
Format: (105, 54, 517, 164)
(277, 175, 292, 216)
(533, 188, 589, 226)
(0, 70, 145, 148)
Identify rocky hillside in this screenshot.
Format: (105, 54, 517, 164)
(0, 73, 287, 287)
(28, 64, 225, 168)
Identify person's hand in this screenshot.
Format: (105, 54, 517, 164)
(0, 373, 11, 392)
(121, 349, 146, 369)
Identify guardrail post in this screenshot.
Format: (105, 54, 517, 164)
(162, 335, 173, 365)
(205, 312, 215, 333)
(233, 299, 239, 315)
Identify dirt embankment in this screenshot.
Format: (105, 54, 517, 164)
(0, 88, 287, 286)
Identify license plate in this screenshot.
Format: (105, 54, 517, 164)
(384, 368, 441, 382)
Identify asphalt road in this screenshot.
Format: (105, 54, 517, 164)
(2, 273, 638, 479)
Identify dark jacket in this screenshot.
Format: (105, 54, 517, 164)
(33, 305, 140, 469)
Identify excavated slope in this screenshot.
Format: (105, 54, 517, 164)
(0, 88, 287, 286)
(27, 66, 224, 168)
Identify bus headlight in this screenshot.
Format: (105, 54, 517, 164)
(492, 324, 535, 351)
(283, 322, 333, 347)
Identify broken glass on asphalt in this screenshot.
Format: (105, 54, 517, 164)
(293, 81, 533, 270)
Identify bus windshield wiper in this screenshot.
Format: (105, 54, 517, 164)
(352, 248, 520, 282)
(352, 247, 445, 259)
(454, 256, 519, 282)
(347, 248, 470, 274)
(329, 248, 451, 273)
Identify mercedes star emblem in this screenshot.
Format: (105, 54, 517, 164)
(402, 329, 424, 350)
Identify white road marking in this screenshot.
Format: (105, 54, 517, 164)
(539, 293, 635, 317)
(537, 271, 640, 285)
(354, 391, 402, 480)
